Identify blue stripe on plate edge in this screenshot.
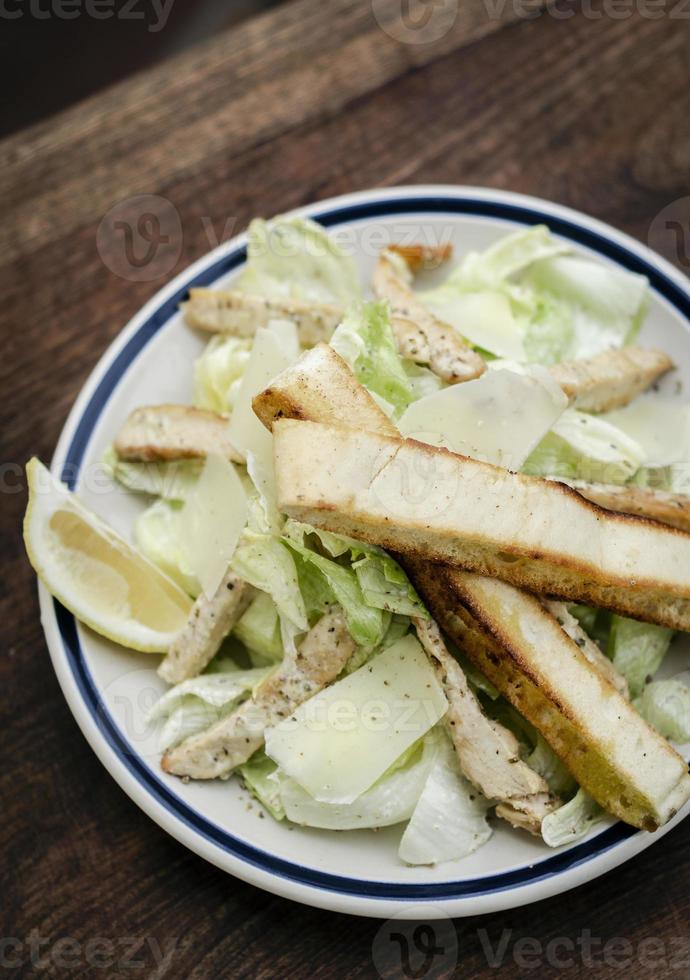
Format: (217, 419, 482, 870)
(55, 194, 687, 902)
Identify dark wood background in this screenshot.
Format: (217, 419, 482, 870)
(2, 1, 689, 976)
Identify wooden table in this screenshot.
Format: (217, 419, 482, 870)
(2, 1, 689, 976)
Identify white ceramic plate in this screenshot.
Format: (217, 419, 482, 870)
(40, 186, 690, 919)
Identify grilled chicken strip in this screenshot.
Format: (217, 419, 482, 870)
(182, 288, 342, 347)
(387, 242, 453, 273)
(373, 248, 486, 383)
(114, 404, 242, 464)
(158, 570, 255, 685)
(162, 608, 356, 779)
(549, 347, 674, 412)
(414, 618, 559, 834)
(541, 600, 628, 698)
(558, 479, 690, 535)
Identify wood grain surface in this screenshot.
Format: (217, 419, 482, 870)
(2, 1, 689, 976)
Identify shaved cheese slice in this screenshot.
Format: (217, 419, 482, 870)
(604, 396, 690, 467)
(264, 635, 447, 804)
(399, 367, 567, 469)
(423, 290, 525, 360)
(179, 454, 248, 599)
(228, 323, 300, 461)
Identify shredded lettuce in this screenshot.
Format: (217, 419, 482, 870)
(330, 302, 416, 418)
(135, 499, 200, 597)
(239, 750, 286, 820)
(398, 730, 492, 865)
(103, 446, 201, 502)
(607, 616, 674, 698)
(231, 530, 308, 632)
(148, 666, 269, 751)
(604, 396, 690, 469)
(236, 215, 360, 307)
(285, 532, 387, 647)
(634, 678, 690, 743)
(284, 520, 427, 619)
(526, 735, 576, 797)
(233, 591, 283, 665)
(524, 409, 646, 484)
(193, 335, 252, 413)
(541, 789, 605, 847)
(415, 226, 648, 365)
(525, 254, 648, 360)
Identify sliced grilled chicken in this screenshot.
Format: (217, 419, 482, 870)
(560, 479, 690, 535)
(542, 600, 629, 699)
(549, 347, 674, 412)
(182, 288, 342, 346)
(387, 242, 453, 273)
(114, 404, 242, 464)
(373, 248, 486, 383)
(161, 608, 356, 779)
(158, 571, 255, 685)
(497, 794, 564, 834)
(414, 618, 560, 834)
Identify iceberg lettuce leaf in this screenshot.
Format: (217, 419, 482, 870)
(236, 215, 360, 306)
(135, 498, 200, 597)
(398, 730, 492, 866)
(193, 335, 252, 413)
(103, 446, 202, 502)
(330, 302, 416, 418)
(607, 616, 674, 698)
(523, 409, 646, 484)
(541, 789, 606, 847)
(239, 750, 286, 821)
(634, 678, 690, 743)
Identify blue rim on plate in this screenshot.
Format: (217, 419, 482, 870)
(54, 193, 689, 903)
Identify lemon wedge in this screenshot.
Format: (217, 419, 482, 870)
(24, 458, 192, 652)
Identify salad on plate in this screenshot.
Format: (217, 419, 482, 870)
(24, 215, 690, 867)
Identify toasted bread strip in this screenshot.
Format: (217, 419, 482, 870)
(549, 347, 674, 412)
(254, 344, 690, 829)
(182, 288, 343, 346)
(162, 608, 356, 779)
(414, 618, 559, 834)
(558, 479, 690, 535)
(373, 249, 486, 383)
(541, 600, 628, 698)
(114, 404, 243, 464)
(273, 418, 690, 630)
(253, 342, 400, 437)
(408, 564, 690, 831)
(158, 571, 255, 685)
